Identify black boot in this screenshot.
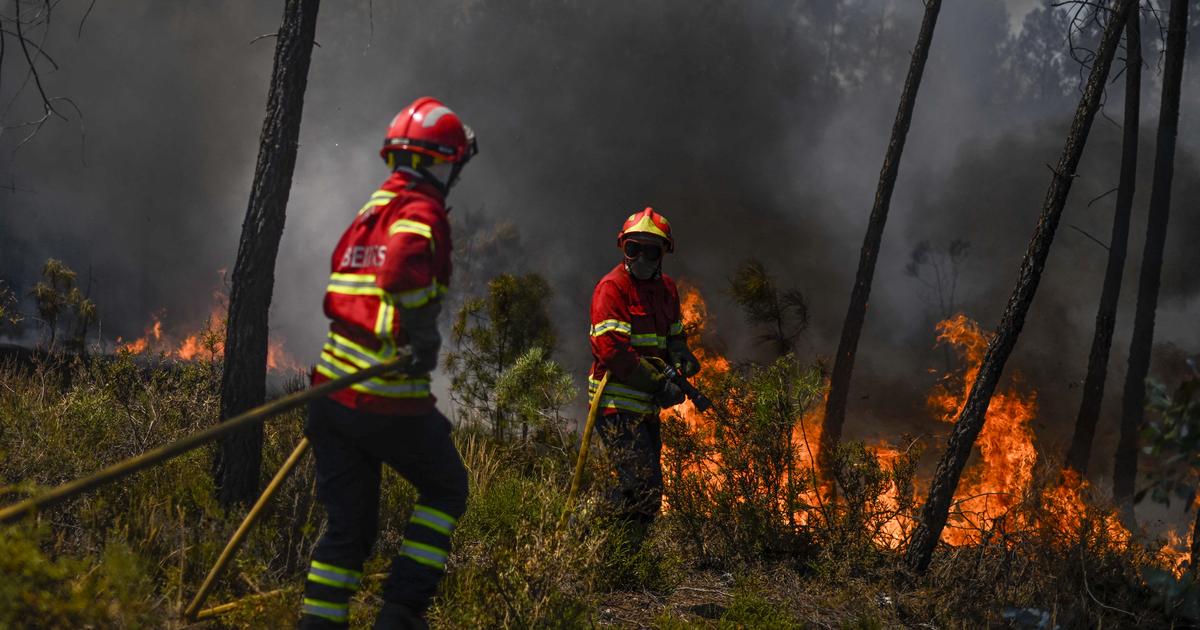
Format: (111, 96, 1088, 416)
(373, 602, 429, 630)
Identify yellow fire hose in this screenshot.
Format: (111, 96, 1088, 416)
(559, 371, 609, 531)
(0, 352, 408, 525)
(183, 437, 311, 620)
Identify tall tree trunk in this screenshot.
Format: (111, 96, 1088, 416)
(214, 0, 320, 508)
(905, 0, 1135, 575)
(1113, 0, 1189, 515)
(822, 0, 942, 463)
(1065, 4, 1141, 476)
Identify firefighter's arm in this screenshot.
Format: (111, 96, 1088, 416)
(665, 281, 700, 378)
(379, 208, 442, 373)
(591, 281, 666, 393)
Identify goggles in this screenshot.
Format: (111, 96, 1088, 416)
(623, 240, 663, 262)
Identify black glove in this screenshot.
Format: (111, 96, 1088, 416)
(653, 379, 686, 408)
(667, 339, 701, 378)
(400, 302, 442, 374)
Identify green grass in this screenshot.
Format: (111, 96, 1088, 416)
(0, 355, 1191, 628)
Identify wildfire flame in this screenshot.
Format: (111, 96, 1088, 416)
(114, 277, 302, 373)
(659, 285, 1190, 568)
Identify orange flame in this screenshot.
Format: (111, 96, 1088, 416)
(115, 277, 302, 373)
(928, 314, 1038, 545)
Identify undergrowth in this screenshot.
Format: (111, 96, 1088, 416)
(0, 354, 1191, 628)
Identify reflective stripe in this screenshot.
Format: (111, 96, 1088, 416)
(327, 272, 384, 297)
(630, 333, 667, 348)
(357, 190, 398, 216)
(598, 395, 656, 414)
(317, 351, 431, 398)
(669, 320, 684, 336)
(589, 377, 652, 401)
(411, 505, 457, 535)
(375, 292, 396, 339)
(307, 560, 362, 590)
(388, 218, 433, 240)
(590, 319, 632, 337)
(396, 281, 447, 308)
(401, 540, 448, 569)
(302, 598, 349, 622)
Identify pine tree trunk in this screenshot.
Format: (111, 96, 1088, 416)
(1065, 4, 1141, 476)
(822, 0, 942, 463)
(905, 0, 1135, 575)
(1113, 0, 1189, 515)
(214, 0, 320, 508)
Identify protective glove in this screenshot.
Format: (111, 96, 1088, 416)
(666, 339, 701, 378)
(623, 356, 668, 394)
(399, 301, 442, 374)
(653, 379, 686, 408)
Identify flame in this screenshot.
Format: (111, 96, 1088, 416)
(115, 277, 302, 373)
(651, 287, 1192, 569)
(928, 314, 1038, 545)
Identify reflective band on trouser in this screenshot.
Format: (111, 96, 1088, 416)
(358, 189, 397, 215)
(669, 320, 684, 336)
(396, 280, 447, 308)
(411, 504, 457, 536)
(302, 598, 349, 623)
(307, 560, 363, 590)
(401, 540, 449, 570)
(630, 333, 667, 348)
(590, 319, 632, 337)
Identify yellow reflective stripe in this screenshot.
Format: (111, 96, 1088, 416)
(330, 272, 377, 284)
(388, 219, 433, 239)
(302, 598, 349, 622)
(401, 541, 448, 569)
(317, 352, 431, 398)
(396, 281, 447, 308)
(357, 190, 398, 216)
(590, 319, 632, 337)
(589, 377, 653, 401)
(598, 395, 656, 414)
(669, 320, 684, 336)
(630, 333, 667, 348)
(412, 504, 458, 532)
(307, 561, 362, 590)
(375, 293, 396, 339)
(327, 332, 389, 365)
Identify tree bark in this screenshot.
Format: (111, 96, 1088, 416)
(214, 0, 320, 508)
(1066, 3, 1141, 476)
(1113, 0, 1189, 515)
(905, 0, 1136, 575)
(822, 0, 942, 464)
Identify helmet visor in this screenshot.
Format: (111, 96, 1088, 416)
(623, 240, 663, 262)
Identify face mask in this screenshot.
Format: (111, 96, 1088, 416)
(627, 257, 660, 280)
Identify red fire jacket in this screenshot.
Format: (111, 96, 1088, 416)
(589, 264, 685, 416)
(311, 171, 452, 415)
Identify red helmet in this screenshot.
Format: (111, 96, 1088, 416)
(380, 97, 478, 165)
(617, 207, 674, 253)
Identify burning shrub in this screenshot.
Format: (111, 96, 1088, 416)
(661, 353, 825, 564)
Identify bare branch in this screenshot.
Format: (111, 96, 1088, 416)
(1067, 223, 1111, 250)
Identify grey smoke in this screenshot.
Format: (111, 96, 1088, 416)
(1, 0, 1197, 494)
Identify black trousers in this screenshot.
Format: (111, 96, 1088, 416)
(300, 396, 468, 627)
(596, 411, 663, 525)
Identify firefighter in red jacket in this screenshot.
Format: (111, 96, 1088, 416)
(300, 97, 476, 630)
(589, 208, 701, 527)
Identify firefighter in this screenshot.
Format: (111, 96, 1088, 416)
(588, 208, 701, 528)
(300, 97, 477, 630)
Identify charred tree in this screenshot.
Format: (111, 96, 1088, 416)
(214, 0, 320, 508)
(822, 0, 942, 464)
(1113, 0, 1189, 514)
(905, 0, 1136, 575)
(1065, 3, 1141, 476)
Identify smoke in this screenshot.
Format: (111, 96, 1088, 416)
(1, 0, 1198, 483)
